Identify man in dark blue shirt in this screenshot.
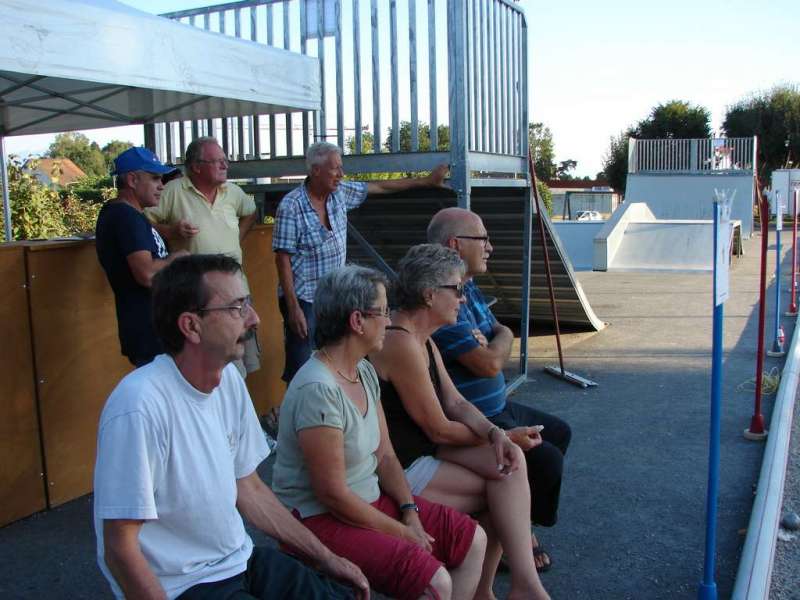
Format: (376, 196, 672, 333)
(95, 147, 187, 367)
(429, 207, 571, 571)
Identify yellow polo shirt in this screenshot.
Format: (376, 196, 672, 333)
(147, 177, 256, 289)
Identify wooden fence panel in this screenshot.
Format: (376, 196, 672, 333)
(26, 242, 131, 507)
(242, 225, 286, 414)
(0, 245, 45, 526)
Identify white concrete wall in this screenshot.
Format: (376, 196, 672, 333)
(592, 202, 656, 270)
(552, 222, 605, 270)
(624, 173, 754, 238)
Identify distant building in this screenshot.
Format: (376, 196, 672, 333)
(546, 179, 620, 220)
(25, 158, 86, 188)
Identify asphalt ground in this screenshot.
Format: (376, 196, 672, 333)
(0, 230, 797, 599)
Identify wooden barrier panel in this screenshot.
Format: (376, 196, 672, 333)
(242, 225, 286, 414)
(26, 241, 132, 508)
(0, 245, 46, 526)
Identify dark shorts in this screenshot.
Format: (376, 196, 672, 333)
(176, 546, 355, 600)
(298, 494, 477, 600)
(278, 296, 316, 383)
(489, 401, 571, 526)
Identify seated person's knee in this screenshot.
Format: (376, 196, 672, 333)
(426, 566, 452, 599)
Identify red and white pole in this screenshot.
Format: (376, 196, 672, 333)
(787, 188, 798, 316)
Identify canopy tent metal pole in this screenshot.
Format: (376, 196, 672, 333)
(1, 135, 11, 242)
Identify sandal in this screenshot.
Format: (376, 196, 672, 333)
(497, 546, 552, 573)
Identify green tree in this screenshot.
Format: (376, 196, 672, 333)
(0, 156, 104, 240)
(556, 159, 578, 180)
(636, 100, 711, 139)
(723, 84, 800, 180)
(602, 130, 633, 194)
(536, 180, 553, 216)
(101, 139, 134, 170)
(383, 121, 450, 152)
(47, 132, 107, 177)
(602, 100, 712, 195)
(528, 122, 556, 181)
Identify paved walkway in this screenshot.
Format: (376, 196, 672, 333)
(0, 232, 795, 599)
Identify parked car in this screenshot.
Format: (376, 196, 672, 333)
(575, 210, 602, 221)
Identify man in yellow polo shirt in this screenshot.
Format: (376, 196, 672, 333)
(146, 136, 260, 378)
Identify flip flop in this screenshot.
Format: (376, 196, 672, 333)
(497, 546, 553, 573)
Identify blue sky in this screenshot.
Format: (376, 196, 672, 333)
(6, 0, 798, 178)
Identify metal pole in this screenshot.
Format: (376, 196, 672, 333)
(769, 191, 785, 356)
(1, 135, 12, 242)
(698, 200, 724, 600)
(745, 182, 768, 440)
(788, 188, 798, 316)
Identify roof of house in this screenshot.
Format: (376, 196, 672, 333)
(29, 158, 86, 186)
(546, 179, 612, 190)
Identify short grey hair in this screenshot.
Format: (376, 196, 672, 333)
(306, 142, 342, 173)
(427, 207, 476, 245)
(185, 137, 220, 168)
(314, 265, 389, 348)
(393, 244, 465, 310)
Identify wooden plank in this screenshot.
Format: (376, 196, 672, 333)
(0, 245, 45, 526)
(241, 225, 286, 415)
(26, 242, 131, 507)
(335, 0, 344, 148)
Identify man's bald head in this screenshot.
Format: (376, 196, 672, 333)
(427, 207, 481, 246)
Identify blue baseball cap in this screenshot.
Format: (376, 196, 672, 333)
(112, 147, 174, 175)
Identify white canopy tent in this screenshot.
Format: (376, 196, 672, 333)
(0, 0, 320, 240)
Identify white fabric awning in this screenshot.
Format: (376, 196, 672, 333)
(0, 0, 321, 136)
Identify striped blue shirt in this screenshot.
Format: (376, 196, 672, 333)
(432, 280, 507, 417)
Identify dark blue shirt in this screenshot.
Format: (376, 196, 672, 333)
(95, 202, 168, 362)
(431, 280, 507, 417)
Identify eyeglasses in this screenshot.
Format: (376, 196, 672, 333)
(196, 296, 253, 318)
(437, 284, 465, 298)
(196, 158, 229, 167)
(455, 235, 491, 247)
(361, 305, 390, 318)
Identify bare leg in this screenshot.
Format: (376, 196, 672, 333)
(420, 566, 451, 600)
(419, 461, 499, 600)
(438, 444, 550, 600)
(449, 524, 486, 599)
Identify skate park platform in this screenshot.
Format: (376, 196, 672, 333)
(592, 202, 743, 271)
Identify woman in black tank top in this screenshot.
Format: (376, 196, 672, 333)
(370, 244, 551, 600)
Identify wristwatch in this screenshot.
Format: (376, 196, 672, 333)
(399, 502, 419, 513)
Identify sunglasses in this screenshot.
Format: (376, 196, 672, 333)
(437, 284, 465, 298)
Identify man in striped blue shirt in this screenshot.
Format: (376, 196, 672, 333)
(429, 207, 571, 571)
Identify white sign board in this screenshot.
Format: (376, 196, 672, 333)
(776, 191, 784, 231)
(305, 0, 337, 38)
(714, 189, 735, 306)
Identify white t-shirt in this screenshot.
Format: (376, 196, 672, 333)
(93, 354, 269, 599)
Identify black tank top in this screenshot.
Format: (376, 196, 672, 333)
(377, 326, 443, 468)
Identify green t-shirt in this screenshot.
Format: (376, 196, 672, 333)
(272, 354, 381, 518)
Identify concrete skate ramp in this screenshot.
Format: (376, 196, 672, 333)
(625, 173, 754, 238)
(553, 221, 605, 270)
(612, 221, 713, 270)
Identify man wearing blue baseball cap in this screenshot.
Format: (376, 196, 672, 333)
(95, 147, 188, 367)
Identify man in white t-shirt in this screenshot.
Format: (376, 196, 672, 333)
(93, 254, 368, 600)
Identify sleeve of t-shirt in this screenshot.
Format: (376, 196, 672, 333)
(235, 186, 256, 217)
(114, 210, 155, 258)
(230, 368, 270, 479)
(94, 411, 163, 520)
(293, 383, 345, 432)
(272, 197, 299, 254)
(432, 314, 480, 362)
(341, 181, 368, 211)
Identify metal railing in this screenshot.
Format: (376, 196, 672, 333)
(156, 0, 527, 174)
(628, 137, 757, 174)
